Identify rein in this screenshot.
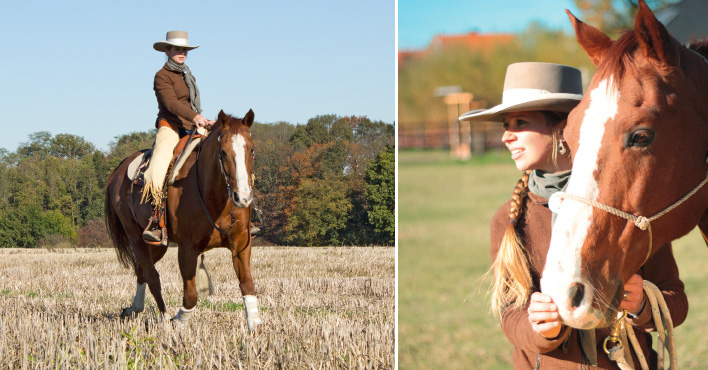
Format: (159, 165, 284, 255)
(549, 172, 708, 264)
(603, 281, 677, 370)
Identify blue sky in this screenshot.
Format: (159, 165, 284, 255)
(1, 0, 394, 152)
(399, 0, 580, 50)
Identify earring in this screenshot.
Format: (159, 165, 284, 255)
(558, 139, 568, 156)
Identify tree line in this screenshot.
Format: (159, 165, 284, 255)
(0, 114, 394, 247)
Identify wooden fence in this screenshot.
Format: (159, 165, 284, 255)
(398, 121, 505, 154)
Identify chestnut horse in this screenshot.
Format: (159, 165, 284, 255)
(540, 1, 708, 329)
(104, 109, 263, 331)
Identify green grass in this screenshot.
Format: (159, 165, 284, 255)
(398, 150, 708, 369)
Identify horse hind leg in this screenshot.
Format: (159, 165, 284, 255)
(195, 254, 214, 297)
(120, 268, 147, 318)
(122, 239, 169, 318)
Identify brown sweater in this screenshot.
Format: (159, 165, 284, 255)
(153, 63, 199, 130)
(490, 191, 688, 369)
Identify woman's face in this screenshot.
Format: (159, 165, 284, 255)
(502, 111, 555, 172)
(166, 47, 188, 64)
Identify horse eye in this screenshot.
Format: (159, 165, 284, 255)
(625, 129, 655, 148)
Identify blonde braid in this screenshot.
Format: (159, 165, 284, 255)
(490, 171, 534, 318)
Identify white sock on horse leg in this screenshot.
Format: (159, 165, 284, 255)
(132, 282, 146, 312)
(243, 295, 263, 330)
(172, 306, 195, 322)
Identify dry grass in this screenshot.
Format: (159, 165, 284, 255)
(0, 246, 394, 369)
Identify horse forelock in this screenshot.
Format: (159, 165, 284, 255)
(594, 32, 640, 87)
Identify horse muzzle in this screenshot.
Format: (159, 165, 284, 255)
(232, 189, 253, 208)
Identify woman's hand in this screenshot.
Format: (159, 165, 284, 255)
(528, 292, 562, 338)
(193, 114, 215, 128)
(620, 274, 645, 315)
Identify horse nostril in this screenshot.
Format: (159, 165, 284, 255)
(568, 282, 585, 308)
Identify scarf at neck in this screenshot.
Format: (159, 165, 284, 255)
(166, 59, 202, 114)
(528, 169, 570, 200)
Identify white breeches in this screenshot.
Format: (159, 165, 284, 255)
(142, 126, 180, 206)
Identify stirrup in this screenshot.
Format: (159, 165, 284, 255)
(142, 217, 168, 246)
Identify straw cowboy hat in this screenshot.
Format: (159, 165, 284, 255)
(459, 62, 583, 122)
(153, 30, 200, 52)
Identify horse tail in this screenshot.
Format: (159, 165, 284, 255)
(104, 159, 138, 272)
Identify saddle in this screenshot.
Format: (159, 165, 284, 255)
(128, 133, 204, 246)
(127, 134, 204, 186)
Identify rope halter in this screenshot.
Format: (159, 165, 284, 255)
(548, 172, 708, 264)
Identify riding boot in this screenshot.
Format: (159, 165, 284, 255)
(142, 200, 167, 245)
(249, 223, 260, 236)
(249, 203, 263, 236)
(142, 216, 163, 242)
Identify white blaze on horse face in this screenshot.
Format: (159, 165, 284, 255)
(232, 133, 252, 208)
(541, 77, 619, 328)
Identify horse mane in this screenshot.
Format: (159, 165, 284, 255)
(595, 30, 708, 88)
(688, 39, 708, 59)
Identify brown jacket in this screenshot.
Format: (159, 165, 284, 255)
(490, 191, 688, 370)
(154, 63, 199, 130)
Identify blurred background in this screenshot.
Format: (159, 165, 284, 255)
(398, 0, 708, 368)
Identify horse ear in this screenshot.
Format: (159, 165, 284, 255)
(634, 0, 679, 66)
(244, 109, 254, 128)
(567, 9, 613, 66)
(217, 110, 227, 123)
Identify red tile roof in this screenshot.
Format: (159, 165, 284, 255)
(399, 32, 515, 66)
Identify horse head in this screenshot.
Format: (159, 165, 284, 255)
(212, 109, 255, 208)
(541, 0, 708, 329)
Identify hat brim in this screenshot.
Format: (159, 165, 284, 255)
(459, 95, 581, 122)
(153, 41, 200, 52)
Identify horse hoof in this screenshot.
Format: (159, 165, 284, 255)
(120, 306, 143, 319)
(247, 319, 264, 334)
(170, 306, 195, 327)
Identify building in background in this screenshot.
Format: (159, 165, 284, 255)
(657, 0, 708, 44)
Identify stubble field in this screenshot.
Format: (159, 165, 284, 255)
(0, 246, 394, 369)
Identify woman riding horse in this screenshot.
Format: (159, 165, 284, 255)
(461, 62, 688, 369)
(143, 31, 258, 242)
(142, 30, 215, 243)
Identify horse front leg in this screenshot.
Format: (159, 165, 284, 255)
(173, 244, 199, 324)
(232, 236, 262, 331)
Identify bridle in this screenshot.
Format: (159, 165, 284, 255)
(550, 173, 708, 264)
(195, 129, 253, 236)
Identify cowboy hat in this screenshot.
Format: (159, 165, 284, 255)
(459, 62, 583, 122)
(153, 30, 200, 52)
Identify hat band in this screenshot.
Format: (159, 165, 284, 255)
(502, 88, 582, 105)
(165, 37, 190, 46)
